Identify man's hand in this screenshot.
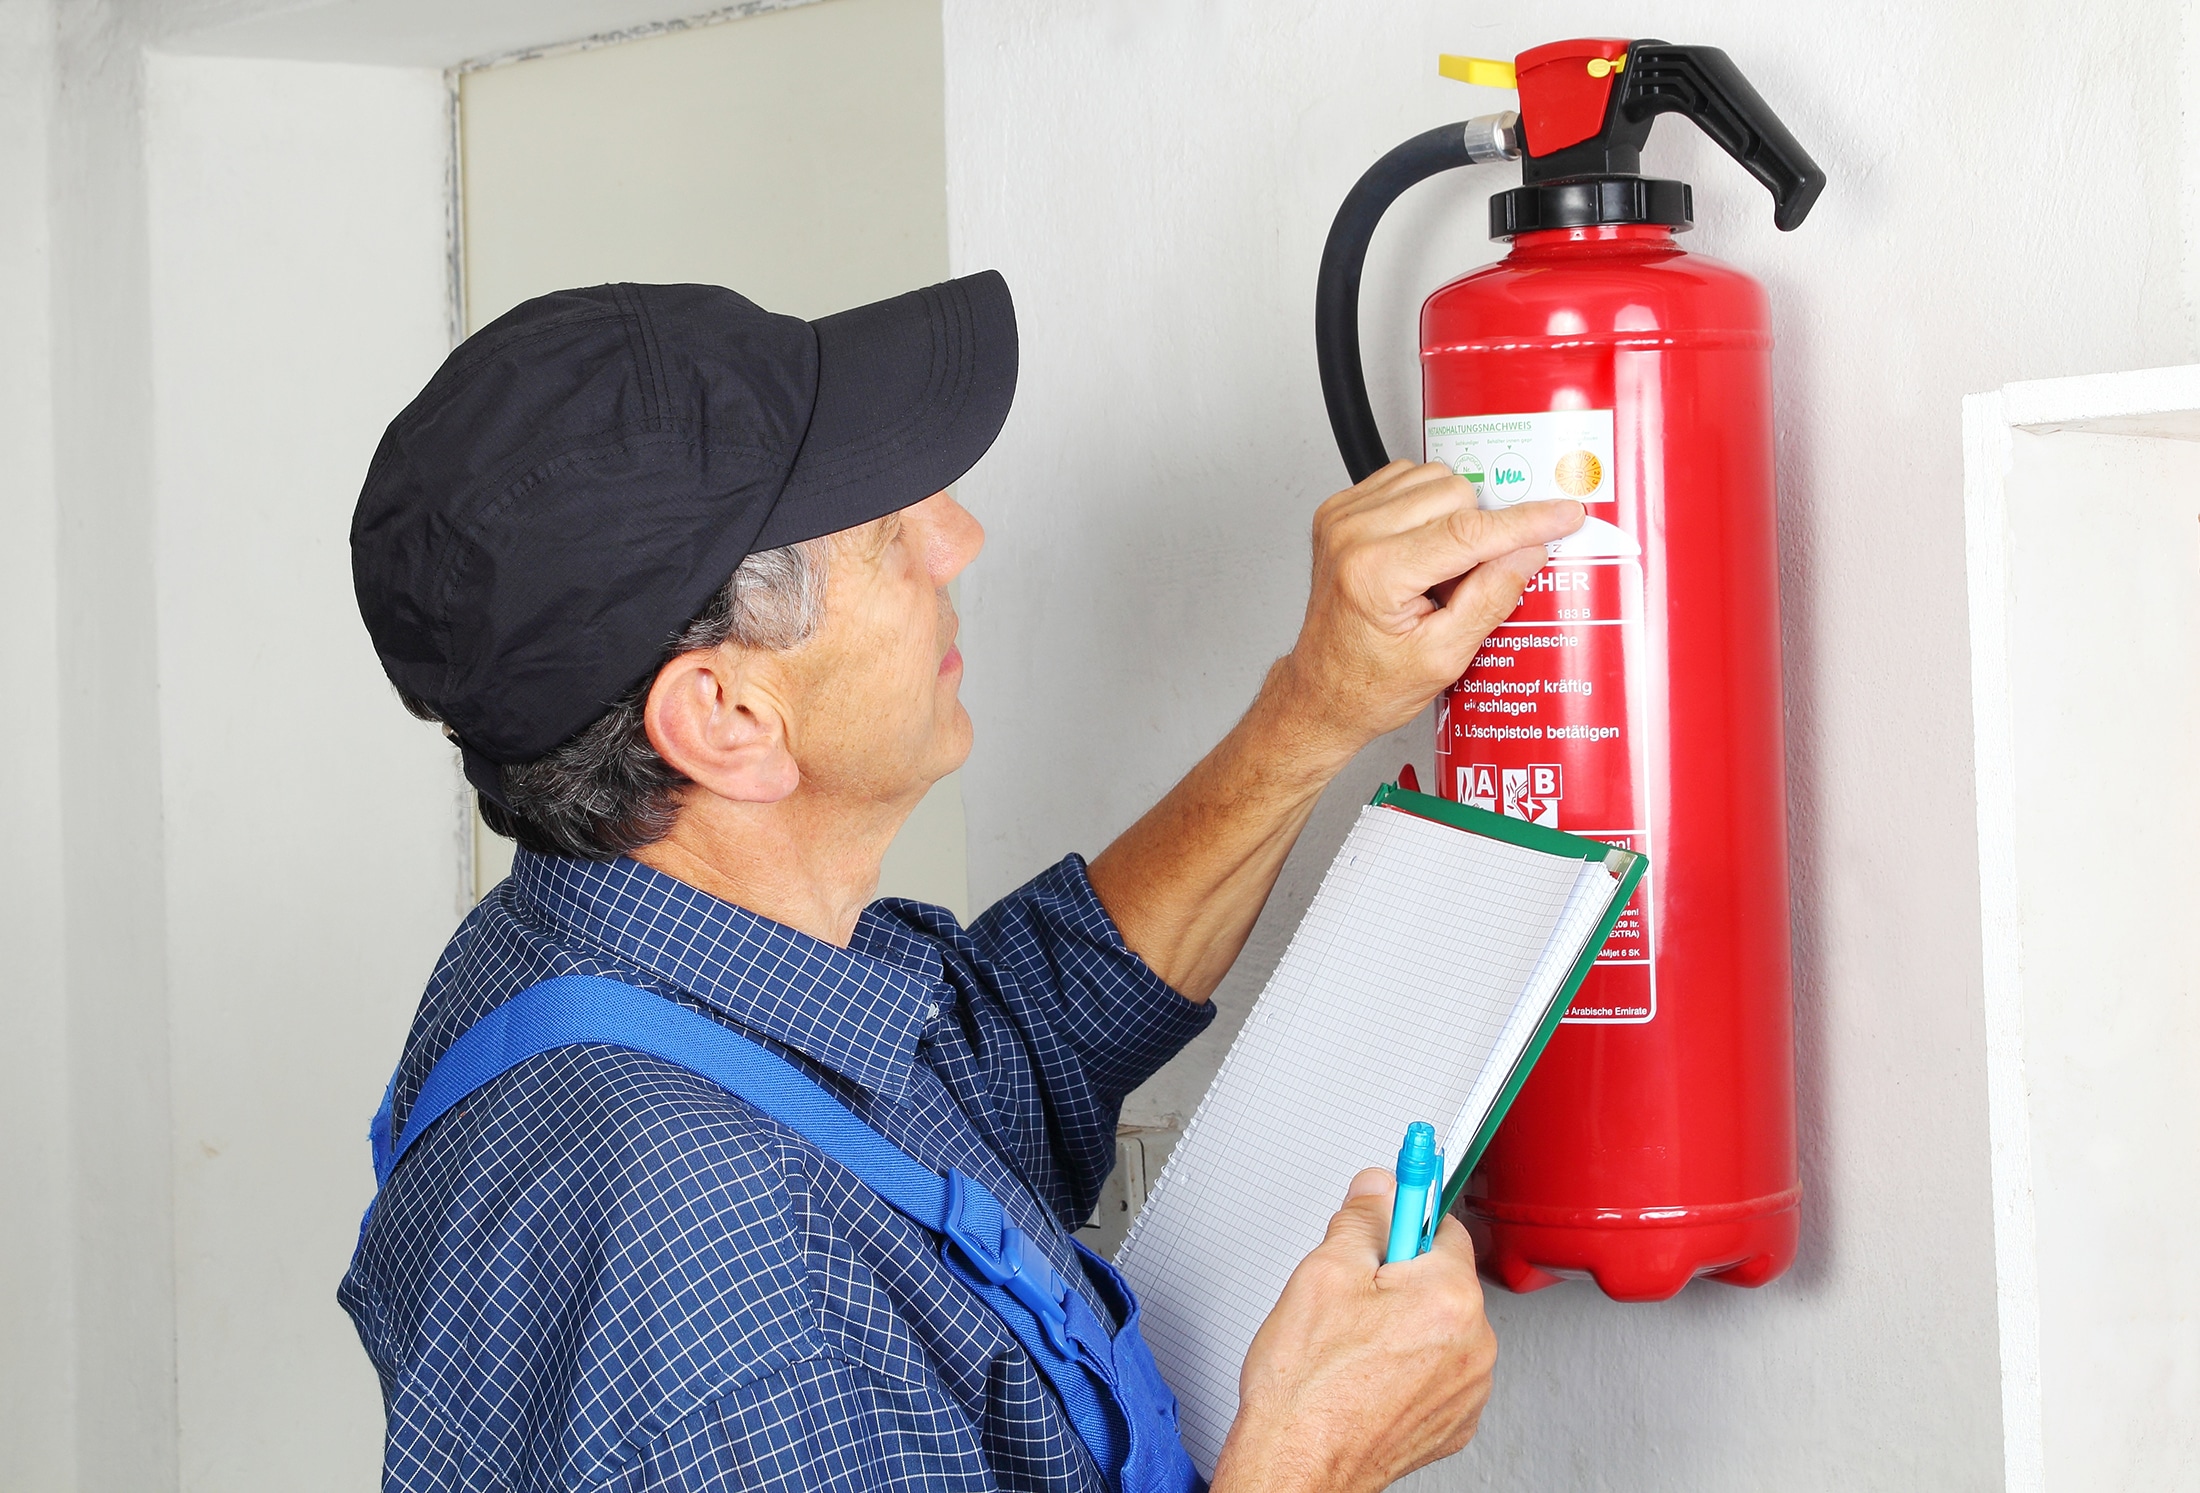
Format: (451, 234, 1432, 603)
(1210, 1168, 1497, 1493)
(1086, 463, 1581, 1000)
(1276, 461, 1584, 770)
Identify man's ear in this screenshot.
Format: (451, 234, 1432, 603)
(643, 646, 799, 804)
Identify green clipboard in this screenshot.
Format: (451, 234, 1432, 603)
(1367, 780, 1649, 1215)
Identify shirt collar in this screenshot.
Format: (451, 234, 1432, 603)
(510, 849, 942, 1103)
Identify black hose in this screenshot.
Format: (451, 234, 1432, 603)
(1314, 123, 1478, 483)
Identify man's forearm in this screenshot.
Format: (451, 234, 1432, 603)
(1086, 655, 1359, 1001)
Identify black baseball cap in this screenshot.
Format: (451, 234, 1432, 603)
(351, 273, 1016, 798)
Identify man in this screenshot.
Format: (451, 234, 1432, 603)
(344, 273, 1581, 1492)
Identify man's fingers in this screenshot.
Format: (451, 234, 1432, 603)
(1324, 460, 1450, 519)
(1344, 1166, 1394, 1202)
(1378, 500, 1583, 599)
(1426, 1211, 1476, 1264)
(1436, 499, 1582, 569)
(1326, 465, 1487, 546)
(1420, 543, 1554, 656)
(1320, 1167, 1404, 1265)
(1342, 461, 1577, 555)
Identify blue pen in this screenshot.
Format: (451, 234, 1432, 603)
(1385, 1121, 1443, 1263)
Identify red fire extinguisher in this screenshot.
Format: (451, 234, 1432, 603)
(1316, 39, 1824, 1301)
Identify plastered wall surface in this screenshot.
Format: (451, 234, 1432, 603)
(941, 1, 2197, 1486)
(145, 54, 456, 1489)
(0, 4, 76, 1486)
(28, 0, 183, 1483)
(4, 0, 2193, 1485)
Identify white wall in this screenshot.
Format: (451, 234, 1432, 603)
(0, 2, 77, 1486)
(941, 2, 2197, 1487)
(4, 0, 2194, 1486)
(144, 54, 456, 1489)
(34, 0, 182, 1484)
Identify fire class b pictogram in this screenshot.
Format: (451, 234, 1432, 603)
(1462, 762, 1562, 826)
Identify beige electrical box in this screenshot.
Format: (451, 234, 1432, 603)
(1078, 1125, 1183, 1261)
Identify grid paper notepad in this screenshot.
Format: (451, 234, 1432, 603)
(1116, 794, 1638, 1473)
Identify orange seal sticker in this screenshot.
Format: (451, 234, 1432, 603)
(1554, 450, 1603, 498)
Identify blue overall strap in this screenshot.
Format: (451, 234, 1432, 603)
(367, 976, 1144, 1487)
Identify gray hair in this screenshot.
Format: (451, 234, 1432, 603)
(406, 539, 831, 861)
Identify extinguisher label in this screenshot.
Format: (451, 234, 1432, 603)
(1430, 407, 1657, 1024)
(1425, 409, 1615, 503)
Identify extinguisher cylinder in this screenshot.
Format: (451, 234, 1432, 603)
(1427, 224, 1798, 1301)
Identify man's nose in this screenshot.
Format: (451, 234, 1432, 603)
(916, 490, 984, 584)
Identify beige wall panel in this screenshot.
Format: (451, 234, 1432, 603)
(460, 0, 968, 914)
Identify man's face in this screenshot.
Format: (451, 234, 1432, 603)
(775, 491, 984, 807)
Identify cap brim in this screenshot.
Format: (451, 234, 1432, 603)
(756, 270, 1018, 550)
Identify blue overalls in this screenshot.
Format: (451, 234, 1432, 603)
(358, 975, 1203, 1493)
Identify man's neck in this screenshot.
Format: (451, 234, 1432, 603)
(631, 787, 917, 948)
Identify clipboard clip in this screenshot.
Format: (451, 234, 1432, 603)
(1419, 1149, 1445, 1254)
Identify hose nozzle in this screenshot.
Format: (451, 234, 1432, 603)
(1462, 112, 1522, 164)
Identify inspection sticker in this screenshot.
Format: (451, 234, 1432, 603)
(1426, 408, 1616, 507)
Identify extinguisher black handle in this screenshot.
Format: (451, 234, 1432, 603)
(1316, 123, 1495, 483)
(1620, 44, 1826, 232)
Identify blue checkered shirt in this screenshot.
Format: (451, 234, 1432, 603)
(340, 848, 1212, 1492)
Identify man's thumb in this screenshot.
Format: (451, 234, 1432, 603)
(1322, 1167, 1400, 1263)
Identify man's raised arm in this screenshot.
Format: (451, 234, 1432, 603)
(1086, 461, 1582, 1000)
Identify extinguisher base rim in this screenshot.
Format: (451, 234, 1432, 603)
(1460, 1184, 1801, 1230)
